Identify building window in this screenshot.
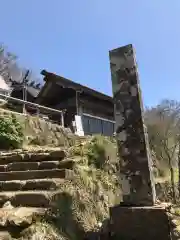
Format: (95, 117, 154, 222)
(82, 114, 114, 136)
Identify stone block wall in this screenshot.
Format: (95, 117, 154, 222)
(0, 109, 76, 147)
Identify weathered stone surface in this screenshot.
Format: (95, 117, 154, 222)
(0, 191, 52, 207)
(172, 226, 180, 239)
(109, 44, 156, 206)
(7, 207, 45, 227)
(0, 165, 6, 172)
(0, 231, 12, 240)
(110, 205, 171, 240)
(0, 206, 46, 228)
(38, 161, 60, 170)
(171, 219, 180, 228)
(6, 162, 39, 171)
(22, 179, 59, 191)
(0, 195, 10, 206)
(0, 159, 73, 174)
(0, 169, 70, 181)
(0, 154, 23, 164)
(39, 159, 74, 170)
(49, 150, 66, 159)
(0, 149, 66, 165)
(58, 159, 75, 169)
(2, 201, 14, 210)
(11, 192, 50, 208)
(0, 181, 24, 191)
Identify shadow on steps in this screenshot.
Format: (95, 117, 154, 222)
(47, 192, 85, 240)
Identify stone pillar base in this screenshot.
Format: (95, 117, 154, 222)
(110, 204, 172, 240)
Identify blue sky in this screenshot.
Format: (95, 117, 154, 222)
(0, 0, 179, 106)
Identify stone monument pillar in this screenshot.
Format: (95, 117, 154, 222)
(109, 44, 156, 206)
(108, 44, 171, 239)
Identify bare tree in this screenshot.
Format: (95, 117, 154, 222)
(145, 100, 180, 203)
(0, 44, 22, 84)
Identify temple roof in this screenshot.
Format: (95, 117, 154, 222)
(40, 70, 113, 103)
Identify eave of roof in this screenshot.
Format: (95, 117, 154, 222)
(27, 86, 40, 98)
(41, 70, 113, 103)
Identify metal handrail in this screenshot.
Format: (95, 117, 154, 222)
(0, 93, 65, 126)
(83, 112, 115, 123)
(0, 93, 63, 114)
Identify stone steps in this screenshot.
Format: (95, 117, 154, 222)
(0, 169, 73, 181)
(0, 148, 75, 238)
(0, 179, 63, 191)
(0, 159, 74, 172)
(0, 149, 74, 183)
(0, 150, 66, 164)
(0, 191, 57, 208)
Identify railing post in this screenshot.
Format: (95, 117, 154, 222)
(36, 107, 40, 116)
(61, 111, 64, 127)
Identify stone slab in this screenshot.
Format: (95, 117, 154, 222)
(0, 169, 72, 181)
(0, 203, 46, 227)
(0, 159, 74, 172)
(0, 191, 54, 207)
(0, 150, 66, 164)
(109, 44, 156, 205)
(6, 162, 39, 171)
(0, 231, 12, 240)
(110, 204, 171, 240)
(0, 179, 63, 191)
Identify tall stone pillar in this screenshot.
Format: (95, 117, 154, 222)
(108, 45, 171, 240)
(109, 44, 156, 206)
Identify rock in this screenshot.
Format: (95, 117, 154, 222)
(8, 207, 45, 227)
(174, 225, 180, 238)
(0, 203, 15, 227)
(0, 181, 23, 191)
(171, 219, 179, 228)
(0, 194, 10, 206)
(0, 206, 46, 228)
(167, 212, 174, 220)
(173, 228, 180, 239)
(49, 150, 66, 159)
(8, 207, 34, 227)
(0, 232, 12, 240)
(0, 154, 23, 164)
(2, 201, 14, 210)
(0, 210, 8, 227)
(25, 153, 50, 162)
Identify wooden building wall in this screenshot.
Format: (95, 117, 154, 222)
(37, 71, 115, 136)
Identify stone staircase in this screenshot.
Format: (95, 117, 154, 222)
(0, 148, 74, 239)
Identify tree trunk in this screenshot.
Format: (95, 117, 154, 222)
(170, 165, 176, 203)
(165, 144, 177, 203)
(178, 142, 180, 198)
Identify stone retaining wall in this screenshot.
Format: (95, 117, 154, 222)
(0, 109, 76, 148)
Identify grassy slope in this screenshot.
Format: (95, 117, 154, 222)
(20, 135, 121, 240)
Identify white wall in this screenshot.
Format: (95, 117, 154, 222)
(0, 75, 10, 91)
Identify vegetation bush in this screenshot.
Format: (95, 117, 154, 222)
(0, 114, 24, 149)
(70, 135, 118, 170)
(86, 136, 107, 168)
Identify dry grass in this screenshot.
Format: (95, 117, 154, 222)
(20, 222, 67, 240)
